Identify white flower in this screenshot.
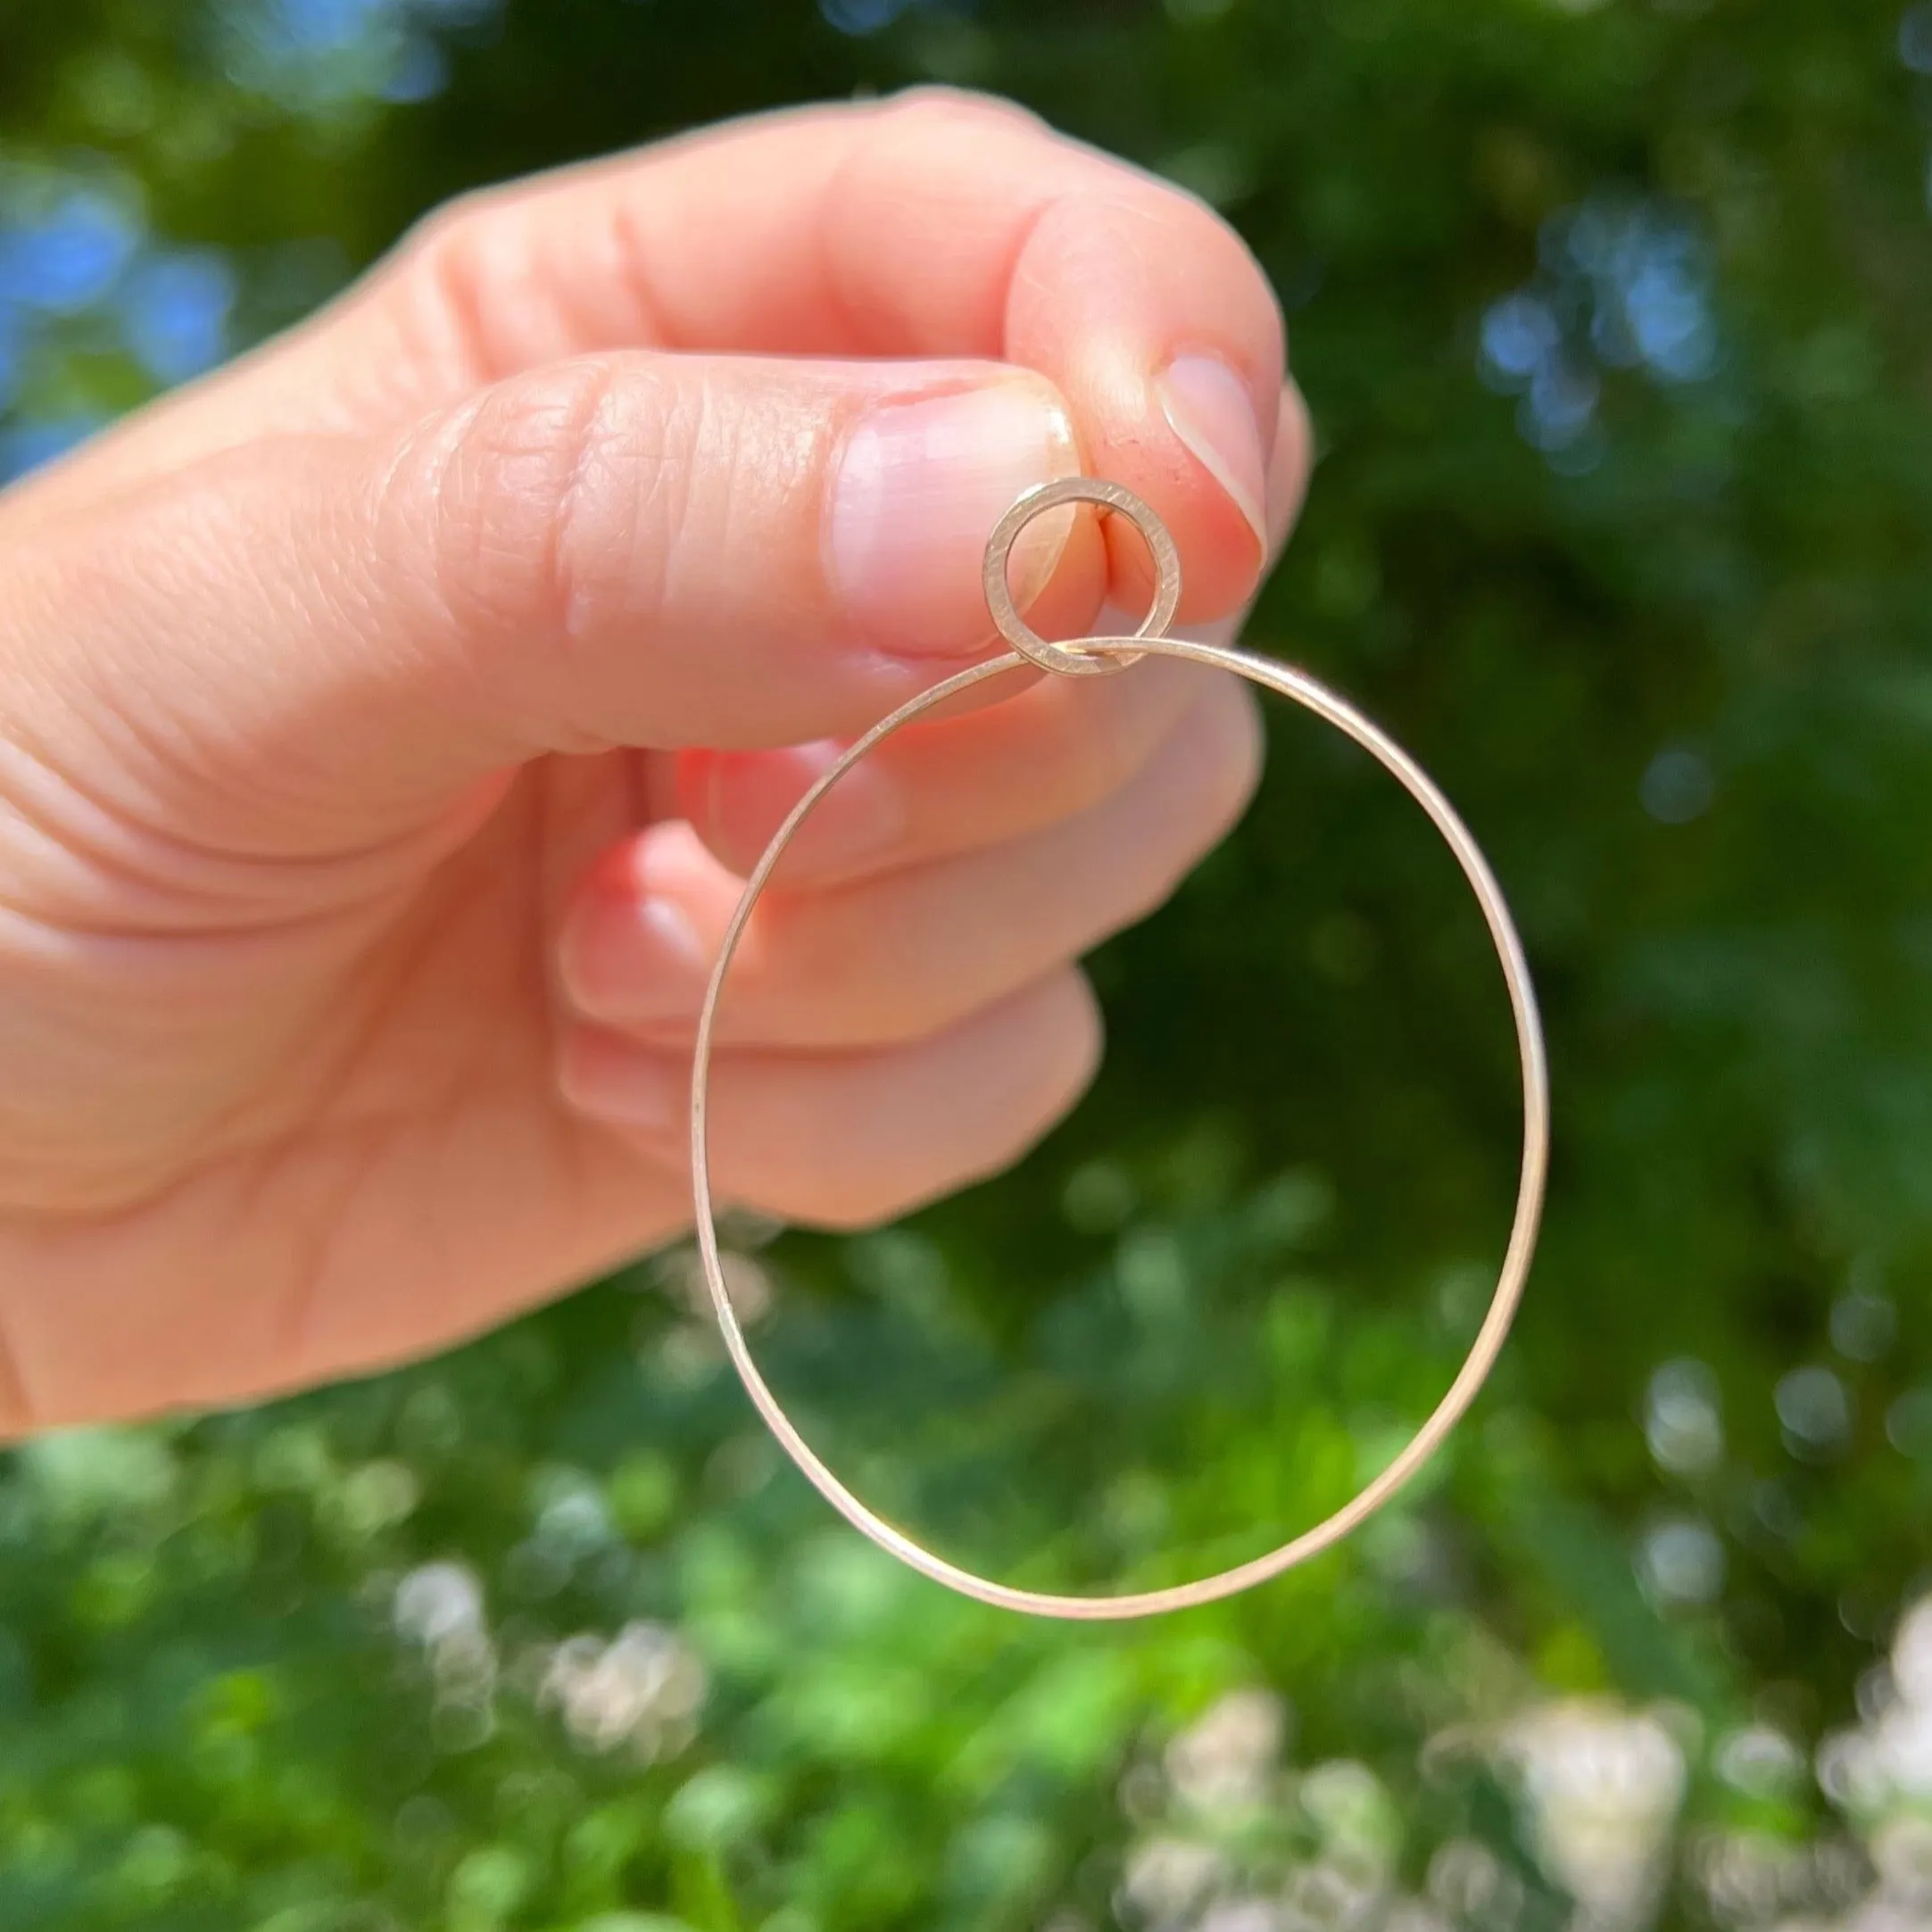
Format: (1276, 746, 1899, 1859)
(1869, 1814, 1932, 1908)
(394, 1560, 484, 1648)
(1714, 1725, 1806, 1800)
(1281, 1855, 1383, 1929)
(539, 1621, 707, 1759)
(1166, 1690, 1288, 1816)
(1504, 1699, 1686, 1930)
(1119, 1837, 1225, 1929)
(1429, 1838, 1518, 1924)
(394, 1561, 496, 1711)
(1895, 1601, 1932, 1709)
(1298, 1761, 1399, 1877)
(1195, 1900, 1283, 1932)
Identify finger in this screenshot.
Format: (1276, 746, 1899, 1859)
(557, 676, 1262, 1049)
(676, 380, 1311, 889)
(2, 353, 1128, 867)
(383, 90, 1285, 618)
(676, 654, 1199, 889)
(558, 969, 1101, 1231)
(1263, 379, 1315, 561)
(105, 91, 1287, 622)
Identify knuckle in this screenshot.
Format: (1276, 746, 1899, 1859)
(546, 364, 701, 651)
(1051, 659, 1189, 816)
(383, 193, 515, 376)
(394, 194, 485, 292)
(775, 1111, 923, 1231)
(413, 361, 609, 633)
(878, 85, 1046, 136)
(394, 181, 540, 314)
(399, 359, 698, 717)
(399, 185, 502, 262)
(1029, 684, 1134, 823)
(752, 891, 936, 1049)
(0, 1290, 38, 1440)
(784, 974, 1099, 1232)
(800, 1186, 904, 1236)
(961, 977, 1103, 1172)
(1035, 969, 1105, 1109)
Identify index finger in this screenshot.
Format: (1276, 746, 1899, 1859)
(302, 90, 1290, 622)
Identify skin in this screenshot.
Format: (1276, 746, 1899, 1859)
(0, 89, 1310, 1435)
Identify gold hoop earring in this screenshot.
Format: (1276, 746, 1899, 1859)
(689, 478, 1549, 1621)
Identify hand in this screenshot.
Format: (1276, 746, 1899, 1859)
(0, 90, 1309, 1431)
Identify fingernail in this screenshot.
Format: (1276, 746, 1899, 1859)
(829, 378, 1080, 656)
(1157, 353, 1269, 550)
(560, 1041, 684, 1133)
(562, 889, 709, 1024)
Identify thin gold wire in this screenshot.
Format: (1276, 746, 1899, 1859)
(690, 479, 1549, 1621)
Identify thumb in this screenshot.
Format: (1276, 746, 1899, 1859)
(0, 353, 1117, 860)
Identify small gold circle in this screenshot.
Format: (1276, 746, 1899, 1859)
(687, 487, 1548, 1621)
(982, 477, 1183, 676)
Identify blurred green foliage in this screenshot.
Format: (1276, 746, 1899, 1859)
(8, 0, 1932, 1927)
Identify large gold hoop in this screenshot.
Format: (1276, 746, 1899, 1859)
(689, 480, 1548, 1621)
